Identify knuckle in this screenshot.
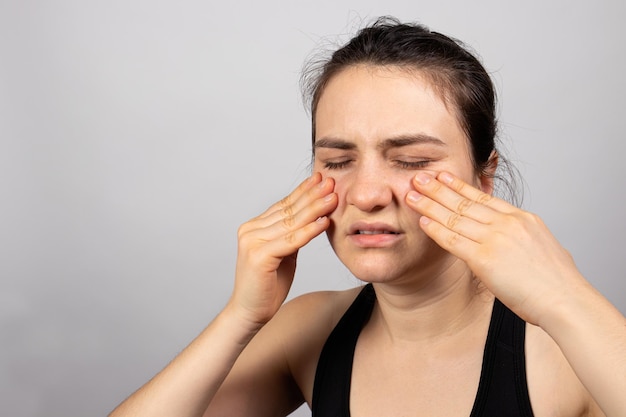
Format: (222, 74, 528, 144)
(237, 223, 251, 240)
(475, 192, 492, 205)
(507, 211, 537, 232)
(284, 231, 296, 245)
(503, 212, 521, 225)
(237, 230, 253, 249)
(279, 195, 292, 209)
(282, 214, 296, 229)
(430, 180, 444, 193)
(445, 232, 460, 248)
(456, 198, 473, 215)
(452, 179, 466, 194)
(281, 203, 295, 219)
(280, 204, 296, 229)
(446, 213, 461, 229)
(490, 231, 509, 247)
(526, 212, 543, 225)
(503, 214, 524, 232)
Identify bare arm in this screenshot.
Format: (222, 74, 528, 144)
(537, 281, 626, 417)
(108, 307, 263, 417)
(108, 173, 338, 417)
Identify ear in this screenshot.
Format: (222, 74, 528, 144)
(479, 150, 498, 195)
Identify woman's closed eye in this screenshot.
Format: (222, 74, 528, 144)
(393, 160, 431, 169)
(323, 159, 432, 170)
(324, 159, 353, 170)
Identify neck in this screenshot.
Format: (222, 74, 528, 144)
(369, 258, 493, 344)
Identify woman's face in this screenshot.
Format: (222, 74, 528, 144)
(313, 65, 490, 284)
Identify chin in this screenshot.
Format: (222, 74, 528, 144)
(328, 235, 448, 285)
(337, 252, 413, 283)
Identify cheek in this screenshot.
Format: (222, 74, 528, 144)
(326, 174, 347, 218)
(446, 148, 481, 185)
(395, 174, 417, 199)
(451, 168, 482, 190)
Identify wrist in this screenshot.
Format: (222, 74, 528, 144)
(534, 275, 601, 334)
(220, 301, 268, 342)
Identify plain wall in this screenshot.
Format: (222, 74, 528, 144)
(1, 1, 624, 416)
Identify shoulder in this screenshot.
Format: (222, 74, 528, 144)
(279, 286, 365, 331)
(213, 287, 364, 414)
(525, 323, 604, 416)
(272, 286, 364, 359)
(267, 286, 365, 402)
(207, 287, 363, 416)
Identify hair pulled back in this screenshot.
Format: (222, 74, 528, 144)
(301, 16, 521, 204)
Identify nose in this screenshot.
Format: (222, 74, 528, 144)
(345, 163, 393, 212)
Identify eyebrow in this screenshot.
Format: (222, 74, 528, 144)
(314, 134, 446, 151)
(378, 134, 446, 150)
(314, 137, 356, 150)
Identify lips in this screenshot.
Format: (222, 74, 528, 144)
(346, 222, 403, 248)
(349, 222, 401, 235)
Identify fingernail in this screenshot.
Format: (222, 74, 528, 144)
(324, 193, 335, 202)
(440, 172, 453, 184)
(407, 191, 422, 203)
(318, 178, 328, 188)
(415, 173, 431, 185)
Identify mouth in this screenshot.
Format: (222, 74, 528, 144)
(349, 222, 401, 236)
(348, 223, 403, 248)
(355, 230, 399, 235)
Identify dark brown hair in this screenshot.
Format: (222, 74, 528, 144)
(301, 16, 521, 204)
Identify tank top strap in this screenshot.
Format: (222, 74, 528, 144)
(469, 298, 534, 417)
(312, 286, 534, 417)
(312, 283, 375, 417)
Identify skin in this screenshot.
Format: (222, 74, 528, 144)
(108, 64, 625, 417)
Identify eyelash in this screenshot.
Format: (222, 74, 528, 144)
(324, 160, 352, 170)
(394, 160, 430, 169)
(323, 160, 430, 170)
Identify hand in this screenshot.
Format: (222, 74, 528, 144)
(406, 171, 586, 325)
(228, 173, 337, 329)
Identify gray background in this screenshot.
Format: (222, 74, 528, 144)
(1, 1, 624, 416)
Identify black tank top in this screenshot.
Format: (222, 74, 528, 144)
(312, 284, 534, 416)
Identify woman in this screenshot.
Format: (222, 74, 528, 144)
(109, 17, 626, 417)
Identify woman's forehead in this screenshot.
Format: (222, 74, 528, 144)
(314, 65, 467, 147)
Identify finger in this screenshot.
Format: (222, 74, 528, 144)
(240, 187, 337, 255)
(258, 172, 323, 220)
(255, 176, 336, 231)
(240, 173, 330, 235)
(418, 215, 478, 261)
(240, 214, 332, 272)
(410, 173, 496, 225)
(407, 191, 487, 243)
(262, 215, 332, 260)
(256, 190, 337, 243)
(435, 172, 514, 214)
